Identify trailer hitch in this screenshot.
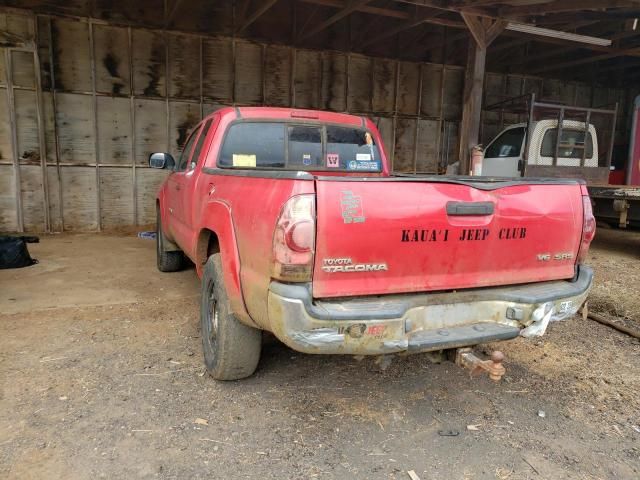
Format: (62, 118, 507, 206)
(455, 348, 506, 382)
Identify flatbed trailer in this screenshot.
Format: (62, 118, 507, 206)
(588, 185, 640, 228)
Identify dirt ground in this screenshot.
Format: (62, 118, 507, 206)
(1, 231, 639, 480)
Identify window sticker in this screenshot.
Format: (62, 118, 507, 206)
(348, 160, 380, 171)
(327, 153, 340, 168)
(302, 154, 312, 166)
(232, 154, 257, 167)
(356, 153, 371, 161)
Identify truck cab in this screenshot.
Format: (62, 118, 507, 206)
(483, 120, 599, 177)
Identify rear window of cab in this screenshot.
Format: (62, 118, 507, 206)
(218, 122, 382, 172)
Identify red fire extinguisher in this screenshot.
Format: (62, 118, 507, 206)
(470, 145, 484, 176)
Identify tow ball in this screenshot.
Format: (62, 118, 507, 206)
(454, 348, 506, 382)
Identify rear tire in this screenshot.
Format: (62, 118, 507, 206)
(156, 210, 184, 272)
(200, 254, 262, 380)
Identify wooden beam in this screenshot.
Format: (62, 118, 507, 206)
(352, 0, 395, 46)
(358, 8, 442, 48)
(486, 19, 507, 45)
(458, 39, 486, 175)
(401, 0, 640, 22)
(164, 0, 184, 27)
(403, 0, 640, 24)
(300, 0, 405, 19)
(236, 0, 280, 33)
(461, 12, 505, 49)
(458, 0, 503, 6)
(237, 0, 253, 24)
(396, 0, 494, 18)
(461, 12, 486, 48)
(510, 28, 640, 69)
(299, 0, 640, 53)
(533, 9, 640, 26)
(498, 0, 640, 17)
(457, 12, 505, 174)
(531, 46, 640, 73)
(492, 22, 633, 65)
(298, 0, 466, 26)
(297, 0, 371, 42)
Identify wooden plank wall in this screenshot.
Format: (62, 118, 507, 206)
(0, 10, 467, 232)
(0, 9, 633, 232)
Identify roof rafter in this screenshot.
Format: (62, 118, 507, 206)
(508, 28, 640, 70)
(461, 12, 506, 48)
(498, 0, 640, 18)
(297, 0, 372, 42)
(531, 46, 640, 73)
(398, 0, 640, 20)
(358, 7, 443, 48)
(299, 0, 466, 27)
(164, 0, 184, 27)
(298, 0, 640, 59)
(236, 0, 280, 33)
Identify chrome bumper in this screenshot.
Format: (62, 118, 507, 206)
(267, 267, 593, 355)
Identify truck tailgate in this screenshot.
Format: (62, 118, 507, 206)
(312, 177, 584, 298)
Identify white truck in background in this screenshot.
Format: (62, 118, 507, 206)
(482, 119, 599, 177)
(480, 94, 640, 228)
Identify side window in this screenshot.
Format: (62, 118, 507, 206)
(219, 123, 285, 168)
(188, 120, 212, 171)
(326, 126, 381, 172)
(288, 125, 322, 168)
(541, 129, 593, 159)
(485, 127, 525, 158)
(176, 126, 201, 171)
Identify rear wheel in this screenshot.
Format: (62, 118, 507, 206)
(156, 210, 184, 272)
(201, 253, 262, 380)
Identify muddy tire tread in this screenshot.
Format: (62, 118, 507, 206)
(201, 254, 261, 380)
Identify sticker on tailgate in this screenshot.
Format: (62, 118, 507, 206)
(340, 190, 365, 224)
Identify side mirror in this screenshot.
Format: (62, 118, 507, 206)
(149, 152, 176, 170)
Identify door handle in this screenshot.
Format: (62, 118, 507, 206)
(207, 183, 216, 195)
(446, 201, 495, 216)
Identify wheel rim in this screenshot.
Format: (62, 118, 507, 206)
(204, 280, 219, 346)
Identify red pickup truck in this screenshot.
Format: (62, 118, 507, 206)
(150, 107, 595, 380)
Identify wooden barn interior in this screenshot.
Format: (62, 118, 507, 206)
(0, 0, 639, 232)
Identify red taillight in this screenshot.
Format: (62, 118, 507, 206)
(271, 195, 315, 282)
(285, 220, 314, 253)
(577, 195, 596, 263)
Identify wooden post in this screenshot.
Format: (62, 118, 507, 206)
(458, 41, 486, 175)
(458, 14, 506, 174)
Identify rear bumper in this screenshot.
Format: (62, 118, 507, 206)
(267, 266, 593, 355)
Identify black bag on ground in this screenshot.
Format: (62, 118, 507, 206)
(0, 236, 39, 269)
